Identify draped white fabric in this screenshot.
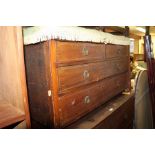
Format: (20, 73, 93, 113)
(23, 26, 130, 45)
(135, 69, 153, 129)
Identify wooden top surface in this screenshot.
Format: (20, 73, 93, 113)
(0, 103, 25, 128)
(67, 91, 135, 129)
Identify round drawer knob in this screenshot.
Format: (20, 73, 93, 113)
(82, 47, 89, 56)
(83, 70, 90, 79)
(84, 96, 90, 104)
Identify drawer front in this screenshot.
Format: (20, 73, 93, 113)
(58, 73, 128, 127)
(58, 59, 129, 93)
(56, 41, 105, 63)
(105, 45, 129, 59)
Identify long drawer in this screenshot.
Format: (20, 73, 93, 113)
(58, 73, 128, 127)
(105, 44, 129, 59)
(58, 59, 128, 93)
(56, 41, 105, 63)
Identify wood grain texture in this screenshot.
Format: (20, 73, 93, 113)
(67, 91, 134, 129)
(50, 40, 60, 128)
(24, 41, 54, 128)
(56, 41, 105, 64)
(59, 73, 129, 127)
(0, 27, 24, 109)
(58, 59, 128, 93)
(15, 27, 31, 128)
(0, 26, 30, 128)
(0, 102, 25, 128)
(24, 40, 130, 128)
(105, 44, 128, 59)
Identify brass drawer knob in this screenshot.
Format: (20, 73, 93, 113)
(83, 70, 90, 79)
(84, 96, 90, 104)
(82, 47, 89, 56)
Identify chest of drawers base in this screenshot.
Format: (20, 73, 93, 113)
(24, 40, 130, 128)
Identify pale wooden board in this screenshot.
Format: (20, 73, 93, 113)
(0, 103, 25, 128)
(0, 27, 31, 128)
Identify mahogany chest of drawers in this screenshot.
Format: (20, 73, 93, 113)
(24, 40, 130, 128)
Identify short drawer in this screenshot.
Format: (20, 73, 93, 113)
(58, 73, 128, 127)
(56, 41, 105, 63)
(58, 59, 129, 93)
(105, 44, 129, 59)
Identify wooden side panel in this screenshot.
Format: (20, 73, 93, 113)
(24, 41, 53, 128)
(0, 26, 30, 128)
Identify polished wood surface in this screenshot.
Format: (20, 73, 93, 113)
(0, 26, 31, 128)
(0, 102, 25, 128)
(67, 91, 134, 129)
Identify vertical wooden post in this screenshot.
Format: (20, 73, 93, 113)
(144, 26, 155, 128)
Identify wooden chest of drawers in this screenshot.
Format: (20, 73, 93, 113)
(24, 40, 130, 128)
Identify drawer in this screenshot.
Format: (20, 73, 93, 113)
(58, 59, 129, 93)
(56, 41, 105, 63)
(105, 44, 129, 59)
(58, 73, 128, 127)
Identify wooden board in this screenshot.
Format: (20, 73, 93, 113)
(0, 102, 25, 128)
(0, 26, 31, 128)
